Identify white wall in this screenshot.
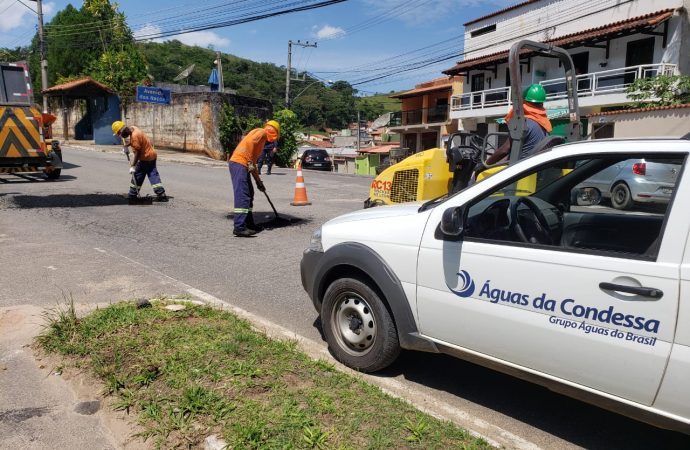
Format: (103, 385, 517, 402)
(463, 0, 686, 60)
(461, 16, 686, 95)
(590, 108, 690, 137)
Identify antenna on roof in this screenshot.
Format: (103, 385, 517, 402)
(173, 64, 195, 84)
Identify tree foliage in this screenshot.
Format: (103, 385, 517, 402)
(22, 1, 147, 103)
(218, 103, 263, 155)
(626, 75, 690, 108)
(273, 109, 300, 167)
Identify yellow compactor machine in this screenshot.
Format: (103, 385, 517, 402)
(365, 40, 582, 208)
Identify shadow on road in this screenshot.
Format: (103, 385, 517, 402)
(309, 316, 689, 448)
(226, 211, 310, 230)
(374, 351, 690, 449)
(0, 174, 77, 184)
(8, 193, 128, 208)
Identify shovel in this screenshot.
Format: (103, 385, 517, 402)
(249, 167, 293, 226)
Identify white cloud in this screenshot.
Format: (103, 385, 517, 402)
(175, 31, 230, 49)
(0, 1, 55, 33)
(134, 23, 164, 42)
(135, 24, 230, 50)
(313, 24, 346, 40)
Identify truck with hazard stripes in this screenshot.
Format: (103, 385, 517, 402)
(0, 61, 62, 179)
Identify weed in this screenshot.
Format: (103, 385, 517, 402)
(113, 388, 136, 413)
(405, 416, 430, 443)
(302, 426, 329, 449)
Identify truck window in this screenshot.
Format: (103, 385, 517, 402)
(463, 154, 685, 260)
(0, 64, 31, 104)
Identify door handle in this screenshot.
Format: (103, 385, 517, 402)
(599, 282, 663, 299)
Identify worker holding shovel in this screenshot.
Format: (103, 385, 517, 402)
(228, 120, 280, 237)
(112, 121, 168, 204)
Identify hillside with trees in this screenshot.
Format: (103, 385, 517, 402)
(1, 0, 398, 129)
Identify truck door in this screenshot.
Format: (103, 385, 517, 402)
(416, 150, 686, 405)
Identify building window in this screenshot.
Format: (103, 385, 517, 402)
(471, 24, 496, 38)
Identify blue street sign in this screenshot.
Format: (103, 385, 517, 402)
(136, 86, 171, 105)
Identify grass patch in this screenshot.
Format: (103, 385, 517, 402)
(38, 300, 492, 449)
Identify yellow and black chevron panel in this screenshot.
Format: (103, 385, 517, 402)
(0, 105, 44, 159)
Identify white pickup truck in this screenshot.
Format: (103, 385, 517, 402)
(301, 137, 690, 432)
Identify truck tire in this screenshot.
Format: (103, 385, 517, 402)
(321, 278, 400, 372)
(611, 182, 633, 210)
(46, 168, 61, 180)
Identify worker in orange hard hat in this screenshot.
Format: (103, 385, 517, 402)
(228, 120, 280, 237)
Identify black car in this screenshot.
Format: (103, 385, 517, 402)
(301, 149, 333, 171)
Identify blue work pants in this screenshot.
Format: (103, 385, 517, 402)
(129, 159, 165, 198)
(229, 161, 254, 231)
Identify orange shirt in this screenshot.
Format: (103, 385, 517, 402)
(504, 102, 552, 133)
(230, 128, 268, 166)
(129, 126, 157, 161)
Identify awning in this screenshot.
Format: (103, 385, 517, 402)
(42, 77, 114, 98)
(444, 9, 675, 76)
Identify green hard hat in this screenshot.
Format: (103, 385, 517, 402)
(523, 84, 546, 103)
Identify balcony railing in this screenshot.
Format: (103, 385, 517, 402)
(390, 104, 449, 127)
(450, 63, 677, 112)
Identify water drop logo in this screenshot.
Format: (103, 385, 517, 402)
(448, 270, 475, 298)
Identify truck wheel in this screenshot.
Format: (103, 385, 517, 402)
(611, 182, 633, 210)
(46, 169, 61, 180)
(321, 278, 400, 372)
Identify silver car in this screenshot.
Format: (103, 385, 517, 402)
(581, 158, 680, 210)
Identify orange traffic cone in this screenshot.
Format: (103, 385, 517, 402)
(290, 160, 312, 206)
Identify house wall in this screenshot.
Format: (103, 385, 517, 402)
(464, 0, 687, 60)
(462, 10, 688, 95)
(51, 92, 271, 159)
(589, 108, 690, 138)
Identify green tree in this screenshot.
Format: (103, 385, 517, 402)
(626, 74, 690, 108)
(218, 103, 264, 156)
(274, 109, 300, 167)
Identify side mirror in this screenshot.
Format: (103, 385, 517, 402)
(440, 205, 466, 237)
(573, 187, 602, 206)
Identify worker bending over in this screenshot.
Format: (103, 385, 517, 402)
(229, 120, 280, 237)
(112, 121, 168, 202)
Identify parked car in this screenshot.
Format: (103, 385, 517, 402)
(579, 158, 680, 210)
(301, 149, 333, 171)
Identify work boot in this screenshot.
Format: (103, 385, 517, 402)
(233, 228, 257, 237)
(156, 194, 169, 202)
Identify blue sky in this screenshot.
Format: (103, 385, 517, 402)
(0, 0, 513, 93)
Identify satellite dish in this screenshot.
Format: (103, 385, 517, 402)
(371, 112, 391, 129)
(173, 64, 195, 83)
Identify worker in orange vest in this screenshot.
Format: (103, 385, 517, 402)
(112, 121, 168, 203)
(228, 120, 280, 237)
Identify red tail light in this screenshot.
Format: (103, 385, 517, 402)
(632, 162, 646, 175)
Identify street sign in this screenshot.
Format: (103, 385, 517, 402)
(136, 86, 171, 105)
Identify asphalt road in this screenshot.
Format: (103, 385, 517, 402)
(1, 146, 688, 449)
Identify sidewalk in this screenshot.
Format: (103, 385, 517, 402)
(0, 305, 145, 450)
(63, 142, 228, 169)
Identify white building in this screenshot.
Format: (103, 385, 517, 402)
(443, 0, 690, 137)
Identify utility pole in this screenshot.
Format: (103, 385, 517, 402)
(215, 51, 224, 93)
(31, 0, 49, 112)
(285, 40, 317, 108)
(356, 111, 360, 153)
